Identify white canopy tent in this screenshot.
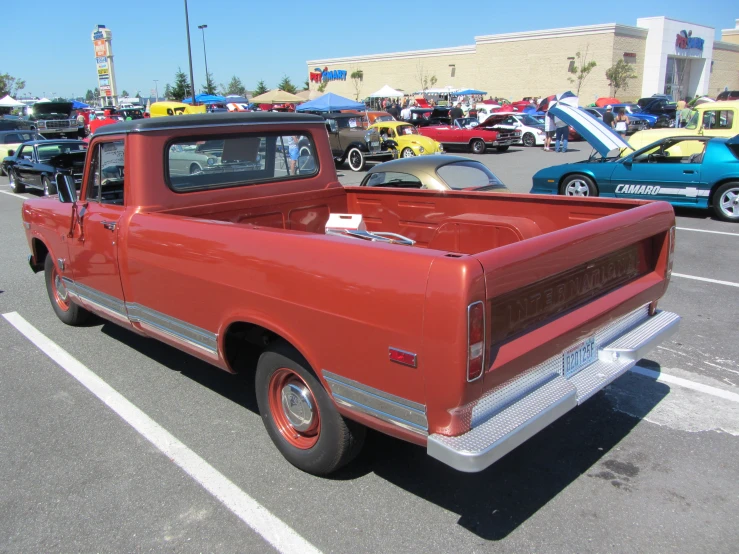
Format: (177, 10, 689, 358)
(0, 95, 25, 107)
(368, 85, 404, 98)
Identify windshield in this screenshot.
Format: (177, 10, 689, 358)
(37, 143, 86, 162)
(685, 111, 700, 130)
(374, 115, 394, 122)
(520, 115, 541, 126)
(436, 161, 506, 191)
(396, 124, 418, 136)
(337, 117, 368, 129)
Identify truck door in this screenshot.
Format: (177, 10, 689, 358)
(66, 138, 129, 326)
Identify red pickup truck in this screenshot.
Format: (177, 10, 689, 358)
(20, 113, 680, 475)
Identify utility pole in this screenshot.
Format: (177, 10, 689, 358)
(154, 80, 159, 102)
(198, 24, 209, 93)
(183, 0, 197, 105)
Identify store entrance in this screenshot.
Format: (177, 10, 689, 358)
(664, 56, 704, 101)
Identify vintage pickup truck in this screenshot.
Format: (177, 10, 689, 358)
(21, 113, 680, 475)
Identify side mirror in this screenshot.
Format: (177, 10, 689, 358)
(55, 174, 77, 203)
(623, 158, 633, 168)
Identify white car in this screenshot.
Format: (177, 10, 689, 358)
(473, 103, 501, 122)
(484, 112, 546, 147)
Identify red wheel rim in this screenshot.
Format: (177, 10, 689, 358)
(268, 368, 320, 449)
(51, 266, 70, 312)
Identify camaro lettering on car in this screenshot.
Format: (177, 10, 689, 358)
(615, 184, 661, 195)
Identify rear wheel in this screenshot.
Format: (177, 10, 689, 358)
(44, 255, 90, 325)
(470, 139, 485, 154)
(42, 176, 56, 196)
(347, 148, 366, 172)
(8, 169, 25, 193)
(560, 174, 597, 197)
(522, 133, 536, 147)
(713, 182, 739, 222)
(255, 341, 365, 475)
(496, 145, 510, 152)
(401, 147, 416, 158)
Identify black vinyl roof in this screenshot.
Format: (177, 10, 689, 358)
(93, 112, 325, 136)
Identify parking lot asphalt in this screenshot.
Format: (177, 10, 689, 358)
(1, 147, 738, 553)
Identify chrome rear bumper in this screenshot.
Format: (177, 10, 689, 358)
(427, 306, 680, 472)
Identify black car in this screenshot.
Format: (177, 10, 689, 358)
(0, 130, 44, 175)
(4, 139, 87, 195)
(717, 90, 739, 101)
(321, 113, 394, 171)
(635, 97, 677, 125)
(0, 116, 37, 131)
(408, 107, 452, 127)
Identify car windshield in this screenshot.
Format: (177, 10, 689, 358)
(396, 124, 418, 136)
(374, 115, 394, 122)
(520, 115, 541, 126)
(684, 111, 700, 130)
(37, 143, 86, 162)
(436, 161, 506, 191)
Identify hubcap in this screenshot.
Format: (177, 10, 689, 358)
(403, 148, 415, 158)
(52, 268, 70, 311)
(720, 188, 739, 219)
(281, 383, 314, 432)
(565, 179, 590, 196)
(350, 151, 360, 168)
(268, 368, 320, 449)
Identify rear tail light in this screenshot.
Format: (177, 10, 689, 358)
(666, 225, 676, 281)
(467, 301, 485, 382)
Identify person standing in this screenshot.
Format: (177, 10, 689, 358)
(603, 105, 615, 128)
(544, 111, 555, 151)
(679, 99, 693, 128)
(554, 116, 569, 153)
(450, 102, 464, 122)
(614, 108, 629, 137)
(400, 103, 411, 121)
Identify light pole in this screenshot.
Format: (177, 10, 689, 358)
(183, 0, 197, 105)
(198, 24, 210, 94)
(153, 80, 159, 102)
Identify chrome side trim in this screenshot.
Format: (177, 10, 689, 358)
(127, 303, 218, 355)
(62, 278, 127, 318)
(322, 370, 428, 435)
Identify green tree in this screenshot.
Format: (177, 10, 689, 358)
(0, 73, 26, 97)
(170, 68, 192, 101)
(163, 83, 173, 100)
(605, 59, 637, 97)
(567, 47, 597, 96)
(202, 72, 217, 95)
(85, 89, 95, 102)
(277, 75, 297, 94)
(350, 69, 364, 101)
(254, 80, 268, 96)
(224, 76, 246, 96)
(303, 79, 309, 91)
(415, 62, 437, 97)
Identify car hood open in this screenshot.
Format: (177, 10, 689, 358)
(548, 104, 632, 157)
(31, 102, 73, 117)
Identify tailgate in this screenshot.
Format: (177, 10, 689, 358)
(473, 201, 675, 393)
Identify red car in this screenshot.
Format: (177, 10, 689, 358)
(418, 118, 520, 154)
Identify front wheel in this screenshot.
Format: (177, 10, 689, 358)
(522, 133, 536, 147)
(713, 182, 739, 222)
(496, 145, 510, 152)
(42, 176, 56, 196)
(470, 139, 485, 154)
(44, 255, 90, 325)
(8, 169, 25, 193)
(347, 148, 366, 172)
(401, 147, 416, 158)
(255, 342, 365, 475)
(560, 174, 598, 197)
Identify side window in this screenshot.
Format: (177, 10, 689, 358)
(18, 145, 33, 161)
(86, 141, 125, 205)
(702, 110, 733, 130)
(364, 171, 422, 188)
(4, 133, 20, 143)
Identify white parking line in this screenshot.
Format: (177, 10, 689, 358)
(672, 273, 739, 288)
(632, 365, 739, 403)
(2, 312, 321, 554)
(0, 190, 24, 199)
(677, 227, 739, 237)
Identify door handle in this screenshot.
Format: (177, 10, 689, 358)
(683, 170, 695, 174)
(101, 221, 117, 231)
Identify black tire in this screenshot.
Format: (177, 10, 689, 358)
(496, 145, 510, 152)
(560, 174, 598, 197)
(334, 158, 344, 168)
(470, 139, 485, 154)
(189, 163, 201, 175)
(522, 133, 536, 147)
(712, 181, 739, 222)
(255, 341, 365, 475)
(44, 255, 90, 326)
(42, 176, 56, 196)
(8, 169, 25, 193)
(347, 148, 366, 172)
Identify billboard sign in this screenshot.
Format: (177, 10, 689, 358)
(94, 39, 107, 56)
(96, 56, 107, 64)
(97, 68, 109, 76)
(99, 78, 110, 86)
(97, 62, 108, 70)
(99, 85, 111, 91)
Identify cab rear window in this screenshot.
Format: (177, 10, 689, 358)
(166, 132, 319, 192)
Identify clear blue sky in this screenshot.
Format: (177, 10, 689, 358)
(3, 0, 736, 98)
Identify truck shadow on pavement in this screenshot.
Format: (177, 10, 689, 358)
(99, 321, 669, 540)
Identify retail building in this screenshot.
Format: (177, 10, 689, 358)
(306, 17, 739, 102)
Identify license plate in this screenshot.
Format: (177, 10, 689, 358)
(563, 336, 597, 378)
(371, 141, 379, 147)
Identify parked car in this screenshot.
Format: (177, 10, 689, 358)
(358, 155, 508, 192)
(408, 107, 453, 127)
(607, 103, 670, 129)
(483, 113, 545, 146)
(3, 139, 87, 195)
(0, 130, 44, 175)
(344, 110, 395, 124)
(418, 117, 520, 153)
(717, 91, 739, 102)
(21, 112, 679, 476)
(149, 101, 206, 117)
(628, 100, 739, 151)
(323, 113, 394, 171)
(635, 98, 677, 126)
(583, 107, 649, 134)
(25, 101, 78, 138)
(368, 121, 443, 158)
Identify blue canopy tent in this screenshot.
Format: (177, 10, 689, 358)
(182, 94, 227, 105)
(295, 93, 365, 112)
(455, 89, 487, 95)
(71, 100, 90, 109)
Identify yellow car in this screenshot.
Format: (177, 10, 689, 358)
(369, 121, 443, 158)
(149, 101, 207, 117)
(628, 100, 739, 152)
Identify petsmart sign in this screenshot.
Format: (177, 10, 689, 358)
(675, 30, 704, 53)
(309, 67, 348, 83)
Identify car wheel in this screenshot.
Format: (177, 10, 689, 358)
(8, 169, 25, 193)
(560, 174, 598, 197)
(42, 176, 56, 196)
(522, 133, 536, 147)
(713, 182, 739, 222)
(347, 148, 366, 172)
(44, 255, 90, 326)
(496, 145, 510, 152)
(401, 147, 416, 158)
(299, 146, 311, 158)
(470, 139, 485, 154)
(189, 163, 201, 175)
(255, 341, 365, 475)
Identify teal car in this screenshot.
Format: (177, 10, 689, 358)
(530, 104, 739, 222)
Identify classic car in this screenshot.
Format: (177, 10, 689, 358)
(634, 97, 677, 126)
(608, 103, 669, 129)
(116, 107, 146, 120)
(168, 142, 222, 175)
(26, 102, 78, 138)
(0, 116, 36, 132)
(22, 112, 679, 476)
(344, 110, 395, 124)
(0, 130, 44, 175)
(358, 155, 508, 192)
(583, 107, 649, 134)
(323, 113, 394, 171)
(4, 139, 87, 195)
(530, 104, 739, 222)
(629, 101, 739, 151)
(408, 107, 452, 127)
(418, 117, 520, 153)
(149, 101, 207, 117)
(368, 121, 443, 157)
(717, 91, 739, 102)
(484, 113, 545, 146)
